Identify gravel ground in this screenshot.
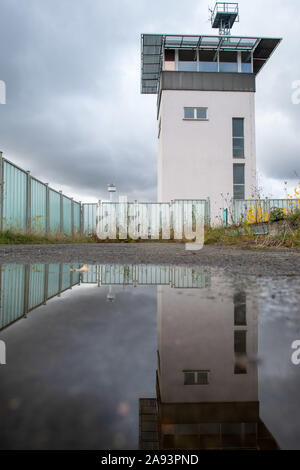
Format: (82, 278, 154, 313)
(0, 243, 299, 276)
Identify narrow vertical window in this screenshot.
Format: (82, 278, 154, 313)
(234, 330, 247, 374)
(234, 292, 246, 326)
(233, 164, 245, 199)
(233, 118, 244, 158)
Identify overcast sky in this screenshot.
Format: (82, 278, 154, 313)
(0, 0, 299, 202)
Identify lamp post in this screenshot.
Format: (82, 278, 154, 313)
(107, 183, 116, 202)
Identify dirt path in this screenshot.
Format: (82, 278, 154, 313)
(0, 243, 299, 276)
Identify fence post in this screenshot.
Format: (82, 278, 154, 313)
(58, 264, 62, 297)
(80, 202, 83, 235)
(0, 151, 3, 232)
(45, 183, 50, 234)
(206, 197, 210, 226)
(59, 190, 63, 234)
(71, 198, 74, 237)
(265, 197, 271, 221)
(23, 264, 30, 316)
(43, 264, 49, 304)
(26, 171, 31, 233)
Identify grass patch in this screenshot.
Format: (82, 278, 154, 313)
(0, 230, 95, 245)
(204, 225, 255, 246)
(205, 219, 300, 249)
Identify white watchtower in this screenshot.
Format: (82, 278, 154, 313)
(141, 3, 281, 224)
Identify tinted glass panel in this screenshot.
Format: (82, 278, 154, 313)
(198, 50, 216, 62)
(184, 108, 194, 119)
(233, 118, 244, 137)
(219, 62, 238, 73)
(233, 164, 245, 185)
(242, 52, 251, 63)
(178, 61, 197, 72)
(197, 371, 209, 384)
(219, 51, 238, 73)
(234, 330, 247, 354)
(196, 108, 207, 119)
(165, 49, 175, 61)
(184, 372, 195, 385)
(179, 50, 197, 61)
(199, 61, 218, 72)
(233, 138, 244, 158)
(233, 185, 245, 199)
(242, 63, 252, 73)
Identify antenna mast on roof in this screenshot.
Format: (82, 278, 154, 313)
(210, 2, 239, 36)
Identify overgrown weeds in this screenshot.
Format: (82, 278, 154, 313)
(0, 230, 94, 245)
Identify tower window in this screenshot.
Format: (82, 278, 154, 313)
(234, 292, 247, 326)
(233, 118, 244, 158)
(233, 164, 245, 199)
(198, 49, 218, 72)
(219, 51, 238, 73)
(184, 370, 210, 385)
(241, 52, 252, 73)
(184, 107, 207, 120)
(234, 330, 247, 354)
(178, 50, 197, 72)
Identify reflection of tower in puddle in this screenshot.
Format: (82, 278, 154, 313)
(140, 278, 279, 450)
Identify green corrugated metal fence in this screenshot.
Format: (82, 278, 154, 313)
(0, 152, 83, 235)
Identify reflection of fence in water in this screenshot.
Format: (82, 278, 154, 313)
(81, 265, 211, 289)
(0, 264, 80, 330)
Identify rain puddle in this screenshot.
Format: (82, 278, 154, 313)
(0, 263, 299, 450)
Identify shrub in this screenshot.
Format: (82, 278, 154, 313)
(269, 207, 285, 222)
(285, 209, 300, 225)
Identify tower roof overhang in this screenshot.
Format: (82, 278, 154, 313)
(141, 34, 282, 94)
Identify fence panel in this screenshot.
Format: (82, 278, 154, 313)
(31, 178, 47, 233)
(49, 189, 61, 233)
(0, 156, 83, 235)
(47, 264, 61, 298)
(232, 198, 300, 224)
(63, 196, 72, 235)
(269, 198, 300, 215)
(28, 264, 46, 310)
(73, 202, 81, 234)
(0, 263, 81, 331)
(0, 265, 26, 329)
(82, 203, 97, 234)
(96, 199, 208, 240)
(3, 161, 27, 231)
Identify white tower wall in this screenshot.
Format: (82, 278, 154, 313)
(158, 89, 256, 225)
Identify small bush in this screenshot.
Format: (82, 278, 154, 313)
(285, 209, 300, 226)
(269, 207, 285, 222)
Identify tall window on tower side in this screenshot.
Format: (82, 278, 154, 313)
(232, 118, 244, 158)
(233, 164, 245, 200)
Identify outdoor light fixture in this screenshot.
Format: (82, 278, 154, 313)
(107, 183, 116, 202)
